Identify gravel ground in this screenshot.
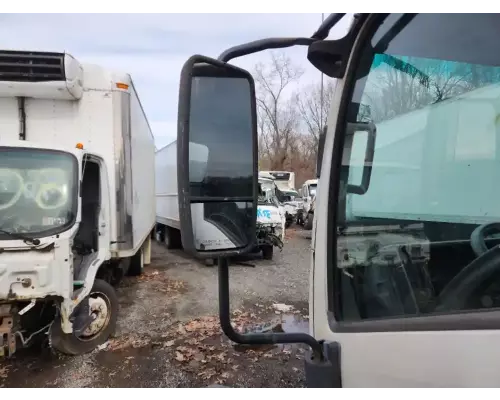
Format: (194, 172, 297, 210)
(0, 226, 313, 388)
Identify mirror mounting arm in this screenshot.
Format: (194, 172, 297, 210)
(218, 37, 315, 63)
(217, 13, 351, 63)
(217, 257, 325, 361)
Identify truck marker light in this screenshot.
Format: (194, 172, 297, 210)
(116, 82, 129, 90)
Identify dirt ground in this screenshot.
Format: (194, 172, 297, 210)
(0, 226, 314, 388)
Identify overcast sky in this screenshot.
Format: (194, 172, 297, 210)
(0, 13, 352, 148)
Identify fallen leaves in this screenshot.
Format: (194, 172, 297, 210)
(103, 335, 152, 352)
(97, 299, 308, 387)
(0, 365, 9, 379)
(134, 269, 187, 297)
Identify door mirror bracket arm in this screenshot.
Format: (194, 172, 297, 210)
(217, 256, 325, 360)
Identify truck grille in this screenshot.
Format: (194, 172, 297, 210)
(0, 50, 66, 82)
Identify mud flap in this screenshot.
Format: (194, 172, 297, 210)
(304, 341, 342, 388)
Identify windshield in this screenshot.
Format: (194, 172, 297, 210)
(336, 13, 500, 322)
(309, 184, 317, 196)
(282, 190, 299, 201)
(258, 180, 278, 205)
(0, 148, 78, 240)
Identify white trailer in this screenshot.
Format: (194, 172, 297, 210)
(0, 50, 155, 357)
(154, 140, 183, 249)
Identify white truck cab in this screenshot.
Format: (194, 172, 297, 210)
(256, 177, 286, 260)
(0, 50, 155, 357)
(174, 13, 500, 387)
(298, 179, 318, 229)
(300, 179, 318, 213)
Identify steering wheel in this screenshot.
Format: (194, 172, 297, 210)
(436, 222, 500, 312)
(470, 222, 500, 257)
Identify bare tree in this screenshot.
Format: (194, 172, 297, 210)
(254, 51, 304, 170)
(297, 79, 336, 157)
(361, 55, 500, 123)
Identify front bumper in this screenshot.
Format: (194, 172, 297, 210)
(0, 246, 68, 301)
(256, 224, 284, 246)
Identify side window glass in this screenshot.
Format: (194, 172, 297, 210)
(335, 14, 500, 321)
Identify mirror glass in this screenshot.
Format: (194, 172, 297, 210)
(347, 130, 369, 188)
(187, 73, 256, 252)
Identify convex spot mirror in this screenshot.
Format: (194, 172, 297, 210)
(177, 55, 258, 259)
(345, 121, 376, 195)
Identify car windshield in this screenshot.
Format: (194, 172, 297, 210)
(281, 191, 299, 201)
(258, 180, 278, 205)
(309, 184, 317, 196)
(0, 148, 78, 240)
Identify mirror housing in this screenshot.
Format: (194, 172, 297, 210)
(177, 55, 258, 259)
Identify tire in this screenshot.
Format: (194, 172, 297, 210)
(262, 245, 274, 260)
(50, 279, 118, 356)
(304, 213, 313, 230)
(165, 227, 183, 250)
(127, 247, 144, 276)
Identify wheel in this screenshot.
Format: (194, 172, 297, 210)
(262, 245, 274, 260)
(165, 227, 182, 250)
(304, 213, 313, 230)
(50, 279, 118, 356)
(127, 247, 144, 276)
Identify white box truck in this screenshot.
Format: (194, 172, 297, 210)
(0, 50, 155, 357)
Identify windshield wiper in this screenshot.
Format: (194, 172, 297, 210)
(0, 229, 41, 246)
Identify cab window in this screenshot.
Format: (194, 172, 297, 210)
(334, 14, 500, 322)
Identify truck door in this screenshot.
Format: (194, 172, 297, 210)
(313, 13, 500, 387)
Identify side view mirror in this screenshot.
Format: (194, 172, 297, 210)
(176, 55, 258, 259)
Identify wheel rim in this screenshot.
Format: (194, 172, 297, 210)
(78, 291, 112, 341)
